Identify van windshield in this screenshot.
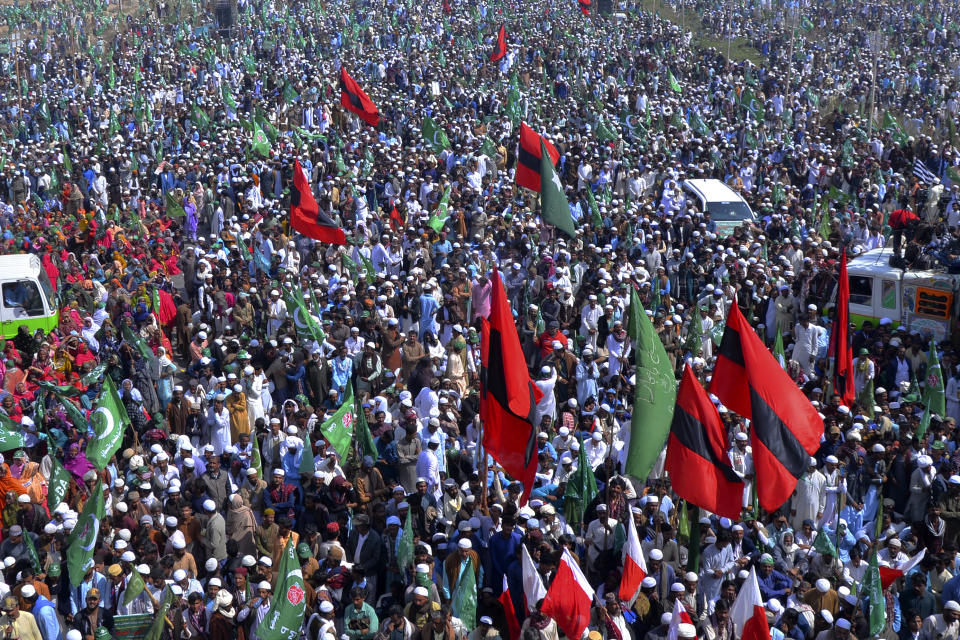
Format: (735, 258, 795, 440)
(37, 270, 56, 311)
(706, 200, 754, 222)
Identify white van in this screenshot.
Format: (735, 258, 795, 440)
(681, 178, 757, 236)
(0, 254, 59, 338)
(845, 247, 960, 341)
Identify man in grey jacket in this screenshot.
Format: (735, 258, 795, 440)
(201, 498, 227, 563)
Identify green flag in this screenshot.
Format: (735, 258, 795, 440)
(47, 456, 71, 514)
(259, 537, 307, 640)
(24, 528, 41, 573)
(319, 384, 357, 460)
(0, 413, 26, 451)
(62, 145, 73, 175)
(282, 82, 299, 104)
(812, 528, 838, 557)
(86, 377, 130, 470)
(65, 479, 105, 586)
(667, 69, 681, 93)
(164, 191, 186, 217)
(250, 430, 264, 478)
(299, 433, 315, 476)
(423, 116, 451, 153)
(427, 186, 452, 233)
(860, 549, 886, 636)
(144, 588, 176, 640)
(450, 560, 477, 629)
(539, 139, 576, 238)
(772, 330, 786, 368)
(924, 340, 945, 417)
(585, 186, 602, 228)
(563, 435, 598, 527)
(859, 377, 875, 420)
(192, 104, 210, 131)
(624, 288, 676, 481)
(122, 567, 147, 606)
(684, 308, 703, 357)
(283, 284, 325, 344)
(355, 400, 378, 461)
(251, 121, 271, 157)
(396, 508, 414, 572)
(222, 85, 238, 110)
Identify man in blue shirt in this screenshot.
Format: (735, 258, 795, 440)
(22, 585, 63, 640)
(486, 516, 521, 594)
(756, 553, 793, 601)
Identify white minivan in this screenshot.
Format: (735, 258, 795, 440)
(681, 178, 757, 236)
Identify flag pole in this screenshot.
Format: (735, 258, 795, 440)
(479, 419, 489, 512)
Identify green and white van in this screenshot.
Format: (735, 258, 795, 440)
(0, 254, 60, 338)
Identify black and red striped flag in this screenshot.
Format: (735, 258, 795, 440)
(830, 248, 855, 406)
(290, 160, 347, 245)
(578, 0, 590, 15)
(388, 200, 405, 234)
(490, 23, 507, 62)
(480, 268, 543, 500)
(339, 67, 379, 127)
(666, 364, 745, 519)
(515, 122, 559, 193)
(710, 302, 822, 511)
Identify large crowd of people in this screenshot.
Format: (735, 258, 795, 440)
(0, 0, 959, 640)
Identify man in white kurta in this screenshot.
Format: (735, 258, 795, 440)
(728, 433, 754, 508)
(792, 311, 820, 378)
(791, 457, 827, 530)
(699, 537, 738, 603)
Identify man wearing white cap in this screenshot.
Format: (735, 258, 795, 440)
(442, 537, 480, 602)
(906, 455, 937, 523)
(728, 432, 754, 509)
(117, 565, 155, 615)
(20, 583, 61, 640)
(921, 599, 960, 640)
(237, 581, 272, 640)
(791, 457, 826, 530)
(202, 499, 228, 562)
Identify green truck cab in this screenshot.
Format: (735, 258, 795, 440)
(0, 254, 60, 339)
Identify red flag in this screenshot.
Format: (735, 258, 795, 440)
(516, 122, 559, 193)
(290, 160, 347, 245)
(153, 288, 178, 325)
(541, 549, 594, 640)
(730, 567, 769, 640)
(878, 548, 926, 590)
(490, 24, 507, 61)
(498, 576, 522, 640)
(666, 365, 745, 519)
(339, 68, 379, 127)
(666, 599, 694, 640)
(830, 248, 855, 406)
(710, 303, 822, 511)
(442, 0, 451, 13)
(388, 200, 405, 234)
(578, 0, 590, 15)
(480, 269, 543, 501)
(619, 514, 647, 602)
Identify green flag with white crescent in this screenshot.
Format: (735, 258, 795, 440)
(422, 116, 451, 153)
(251, 121, 271, 157)
(539, 139, 576, 238)
(259, 537, 307, 640)
(65, 479, 105, 586)
(0, 413, 26, 451)
(319, 384, 356, 460)
(85, 377, 130, 470)
(427, 186, 452, 233)
(47, 456, 71, 514)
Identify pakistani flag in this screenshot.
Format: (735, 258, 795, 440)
(624, 287, 676, 482)
(0, 413, 26, 451)
(427, 186, 452, 233)
(423, 116, 451, 153)
(319, 384, 357, 460)
(66, 479, 105, 586)
(259, 537, 307, 640)
(539, 139, 576, 238)
(47, 456, 71, 514)
(251, 121, 271, 157)
(86, 377, 130, 470)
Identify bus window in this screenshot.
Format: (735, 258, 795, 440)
(849, 276, 872, 306)
(2, 281, 45, 317)
(881, 280, 897, 310)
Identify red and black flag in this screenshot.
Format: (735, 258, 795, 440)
(516, 122, 560, 193)
(339, 68, 379, 127)
(710, 302, 823, 511)
(480, 268, 543, 501)
(290, 160, 347, 245)
(578, 0, 590, 15)
(666, 365, 745, 519)
(388, 199, 405, 234)
(442, 0, 451, 14)
(490, 23, 507, 62)
(830, 248, 855, 406)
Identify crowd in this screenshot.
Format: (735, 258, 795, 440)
(0, 0, 959, 640)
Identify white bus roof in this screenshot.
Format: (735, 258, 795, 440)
(683, 178, 745, 202)
(846, 247, 947, 282)
(0, 254, 42, 276)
